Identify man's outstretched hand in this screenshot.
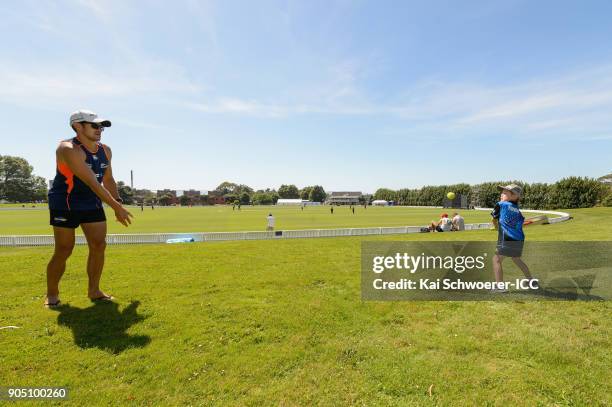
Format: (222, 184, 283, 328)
(114, 206, 133, 227)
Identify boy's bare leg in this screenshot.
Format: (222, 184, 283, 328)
(46, 227, 76, 305)
(493, 254, 504, 283)
(511, 257, 533, 280)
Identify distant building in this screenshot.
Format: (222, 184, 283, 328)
(183, 189, 202, 198)
(156, 189, 177, 198)
(207, 193, 225, 205)
(326, 191, 362, 205)
(156, 189, 178, 205)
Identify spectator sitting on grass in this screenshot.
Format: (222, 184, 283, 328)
(452, 212, 465, 231)
(429, 213, 452, 232)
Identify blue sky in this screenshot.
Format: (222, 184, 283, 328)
(0, 0, 611, 193)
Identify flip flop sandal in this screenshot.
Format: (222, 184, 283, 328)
(90, 295, 114, 302)
(44, 300, 61, 308)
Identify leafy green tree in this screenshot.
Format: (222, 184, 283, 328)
(239, 191, 251, 204)
(473, 182, 511, 208)
(236, 184, 254, 195)
(417, 186, 442, 206)
(374, 188, 396, 201)
(396, 189, 419, 205)
(601, 190, 612, 207)
(308, 185, 326, 203)
(252, 192, 273, 205)
(0, 155, 47, 202)
(549, 177, 606, 209)
(30, 175, 48, 201)
(372, 178, 607, 209)
(213, 181, 253, 196)
(521, 183, 550, 209)
(278, 184, 299, 198)
(117, 181, 135, 205)
(253, 191, 280, 205)
(224, 193, 239, 204)
(214, 181, 239, 195)
(179, 195, 192, 206)
(300, 186, 313, 200)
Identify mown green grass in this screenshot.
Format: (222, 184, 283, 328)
(1, 208, 610, 405)
(0, 204, 567, 235)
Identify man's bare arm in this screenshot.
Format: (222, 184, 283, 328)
(59, 144, 120, 209)
(59, 143, 132, 226)
(101, 145, 120, 200)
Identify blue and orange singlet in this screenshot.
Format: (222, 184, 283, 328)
(48, 137, 110, 210)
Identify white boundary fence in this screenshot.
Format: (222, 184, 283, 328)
(0, 208, 570, 247)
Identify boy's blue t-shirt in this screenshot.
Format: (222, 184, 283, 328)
(491, 201, 525, 241)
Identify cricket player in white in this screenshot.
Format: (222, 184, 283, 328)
(266, 213, 275, 231)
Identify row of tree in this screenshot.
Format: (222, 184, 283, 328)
(2, 155, 610, 209)
(212, 182, 327, 205)
(373, 177, 612, 209)
(114, 182, 329, 206)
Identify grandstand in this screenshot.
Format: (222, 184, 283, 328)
(326, 191, 362, 205)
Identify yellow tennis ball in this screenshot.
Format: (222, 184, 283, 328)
(447, 192, 456, 200)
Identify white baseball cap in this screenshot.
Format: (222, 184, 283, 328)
(69, 109, 111, 127)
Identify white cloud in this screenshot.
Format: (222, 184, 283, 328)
(182, 63, 612, 142)
(186, 99, 288, 117)
(458, 88, 612, 124)
(0, 62, 200, 110)
(74, 0, 115, 22)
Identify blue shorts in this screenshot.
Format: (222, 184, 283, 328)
(496, 229, 524, 257)
(49, 209, 106, 229)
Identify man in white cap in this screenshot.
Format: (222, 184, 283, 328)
(45, 109, 133, 307)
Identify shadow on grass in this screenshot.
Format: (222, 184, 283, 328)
(51, 300, 151, 354)
(511, 288, 605, 301)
